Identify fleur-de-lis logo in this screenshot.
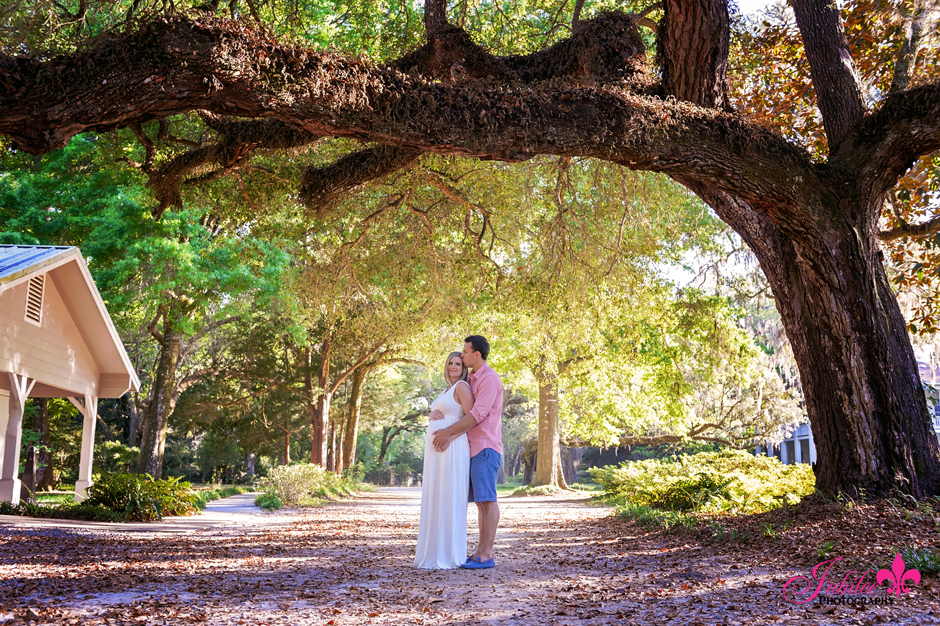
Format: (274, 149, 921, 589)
(876, 553, 921, 597)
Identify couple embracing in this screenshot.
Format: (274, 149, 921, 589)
(414, 335, 503, 570)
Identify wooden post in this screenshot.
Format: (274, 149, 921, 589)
(69, 394, 98, 502)
(0, 372, 35, 504)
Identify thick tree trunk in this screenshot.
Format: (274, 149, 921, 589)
(342, 367, 366, 472)
(693, 185, 940, 498)
(137, 311, 182, 479)
(530, 374, 568, 490)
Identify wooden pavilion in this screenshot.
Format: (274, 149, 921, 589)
(0, 245, 140, 504)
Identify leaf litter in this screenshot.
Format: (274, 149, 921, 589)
(1, 489, 938, 625)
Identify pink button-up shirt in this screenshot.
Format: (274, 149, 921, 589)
(467, 361, 504, 457)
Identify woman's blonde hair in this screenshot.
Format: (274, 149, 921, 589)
(444, 351, 469, 385)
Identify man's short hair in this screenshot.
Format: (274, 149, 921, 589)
(464, 335, 490, 361)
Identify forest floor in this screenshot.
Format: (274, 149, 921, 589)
(1, 487, 939, 625)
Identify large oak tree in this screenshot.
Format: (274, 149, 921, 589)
(1, 0, 939, 497)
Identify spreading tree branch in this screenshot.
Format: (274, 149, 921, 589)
(855, 84, 940, 201)
(301, 145, 422, 214)
(790, 0, 866, 151)
(147, 116, 321, 217)
(0, 13, 841, 224)
(879, 214, 940, 242)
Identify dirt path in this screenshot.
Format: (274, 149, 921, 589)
(0, 488, 937, 625)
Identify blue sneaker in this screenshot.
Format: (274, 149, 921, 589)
(460, 557, 495, 569)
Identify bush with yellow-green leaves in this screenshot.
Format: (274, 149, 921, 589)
(591, 449, 815, 515)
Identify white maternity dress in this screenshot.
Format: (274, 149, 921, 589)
(414, 381, 471, 569)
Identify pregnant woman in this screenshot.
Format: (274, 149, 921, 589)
(414, 352, 473, 569)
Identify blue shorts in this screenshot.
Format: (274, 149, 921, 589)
(468, 448, 501, 503)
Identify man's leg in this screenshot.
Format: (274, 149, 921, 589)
(472, 502, 487, 558)
(466, 449, 501, 564)
(476, 500, 499, 560)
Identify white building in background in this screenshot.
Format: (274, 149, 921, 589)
(757, 360, 940, 465)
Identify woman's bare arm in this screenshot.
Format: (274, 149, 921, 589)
(453, 381, 475, 415)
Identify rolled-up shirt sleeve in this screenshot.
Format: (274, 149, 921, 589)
(468, 376, 498, 424)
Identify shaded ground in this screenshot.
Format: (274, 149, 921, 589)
(1, 488, 938, 625)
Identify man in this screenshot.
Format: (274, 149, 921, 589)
(431, 335, 504, 570)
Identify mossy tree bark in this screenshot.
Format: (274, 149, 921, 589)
(3, 0, 940, 496)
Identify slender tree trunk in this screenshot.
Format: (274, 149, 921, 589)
(327, 421, 336, 472)
(342, 367, 367, 472)
(331, 415, 343, 474)
(309, 341, 331, 467)
(127, 391, 140, 448)
(531, 372, 568, 489)
(34, 398, 54, 491)
(695, 186, 940, 498)
(561, 445, 583, 486)
(137, 309, 182, 479)
(509, 446, 522, 478)
(377, 426, 399, 467)
(521, 438, 537, 485)
(282, 420, 291, 466)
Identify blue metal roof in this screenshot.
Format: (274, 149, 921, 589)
(0, 245, 75, 284)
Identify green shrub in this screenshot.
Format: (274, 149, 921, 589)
(0, 500, 126, 522)
(85, 473, 200, 521)
(591, 449, 815, 515)
(255, 492, 282, 511)
(256, 463, 356, 506)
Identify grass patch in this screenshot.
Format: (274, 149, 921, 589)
(568, 482, 603, 492)
(254, 492, 282, 511)
(511, 484, 563, 496)
(617, 501, 697, 532)
(34, 493, 74, 505)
